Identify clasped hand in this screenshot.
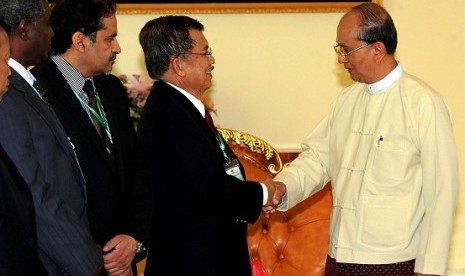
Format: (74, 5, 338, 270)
(102, 234, 137, 276)
(262, 179, 286, 218)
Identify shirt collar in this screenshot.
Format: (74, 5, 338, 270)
(51, 54, 92, 93)
(366, 62, 403, 93)
(166, 82, 206, 117)
(8, 58, 36, 86)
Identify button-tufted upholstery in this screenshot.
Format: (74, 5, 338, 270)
(218, 128, 332, 276)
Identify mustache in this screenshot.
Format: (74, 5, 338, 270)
(109, 54, 117, 62)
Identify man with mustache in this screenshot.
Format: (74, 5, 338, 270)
(32, 0, 153, 275)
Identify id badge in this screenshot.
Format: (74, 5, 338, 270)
(224, 159, 244, 181)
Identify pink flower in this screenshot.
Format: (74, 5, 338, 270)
(125, 74, 154, 99)
(119, 73, 154, 120)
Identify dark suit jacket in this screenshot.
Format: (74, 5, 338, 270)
(0, 67, 102, 275)
(0, 145, 48, 276)
(32, 58, 153, 261)
(138, 81, 263, 276)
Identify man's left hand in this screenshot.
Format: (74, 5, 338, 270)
(103, 234, 137, 276)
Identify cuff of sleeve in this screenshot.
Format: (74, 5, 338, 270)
(277, 192, 288, 210)
(260, 183, 268, 205)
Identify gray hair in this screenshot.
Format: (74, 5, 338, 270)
(352, 3, 397, 55)
(0, 0, 45, 34)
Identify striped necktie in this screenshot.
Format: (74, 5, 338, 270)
(32, 80, 49, 105)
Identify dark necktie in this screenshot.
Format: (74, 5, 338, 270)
(32, 80, 49, 105)
(82, 80, 112, 155)
(205, 109, 218, 135)
(82, 80, 103, 137)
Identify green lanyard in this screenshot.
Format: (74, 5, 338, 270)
(70, 85, 113, 144)
(216, 133, 230, 161)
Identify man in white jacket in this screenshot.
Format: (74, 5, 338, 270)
(265, 3, 458, 275)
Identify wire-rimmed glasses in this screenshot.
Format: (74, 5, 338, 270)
(333, 43, 370, 59)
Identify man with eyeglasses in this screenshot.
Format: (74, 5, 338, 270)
(265, 3, 457, 275)
(138, 15, 281, 276)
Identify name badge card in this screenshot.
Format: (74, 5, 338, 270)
(224, 159, 244, 181)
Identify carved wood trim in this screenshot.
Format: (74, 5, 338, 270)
(218, 128, 284, 174)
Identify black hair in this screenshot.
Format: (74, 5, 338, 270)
(139, 15, 204, 80)
(50, 0, 116, 55)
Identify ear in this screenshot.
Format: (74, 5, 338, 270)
(71, 31, 87, 52)
(372, 41, 386, 64)
(16, 19, 31, 40)
(170, 56, 186, 77)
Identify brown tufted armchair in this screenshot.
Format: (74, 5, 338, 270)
(218, 128, 332, 276)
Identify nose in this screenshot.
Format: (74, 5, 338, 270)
(337, 55, 347, 64)
(209, 54, 215, 64)
(113, 38, 122, 54)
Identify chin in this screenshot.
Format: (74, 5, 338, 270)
(106, 65, 115, 74)
(349, 74, 360, 82)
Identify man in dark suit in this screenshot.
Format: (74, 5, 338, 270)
(0, 21, 48, 276)
(32, 0, 153, 275)
(138, 15, 282, 276)
(0, 0, 103, 275)
(0, 145, 49, 276)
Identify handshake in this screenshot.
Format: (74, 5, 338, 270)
(262, 179, 287, 217)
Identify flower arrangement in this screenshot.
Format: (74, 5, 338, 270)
(119, 73, 218, 128)
(119, 73, 154, 121)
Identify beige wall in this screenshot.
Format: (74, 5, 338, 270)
(114, 0, 465, 274)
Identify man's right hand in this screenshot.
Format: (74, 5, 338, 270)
(262, 179, 286, 217)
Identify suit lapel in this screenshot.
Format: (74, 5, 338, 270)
(161, 82, 225, 161)
(159, 82, 244, 177)
(42, 62, 115, 169)
(8, 69, 88, 200)
(9, 70, 79, 168)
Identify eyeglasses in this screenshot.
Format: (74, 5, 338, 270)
(176, 48, 213, 56)
(333, 43, 370, 59)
